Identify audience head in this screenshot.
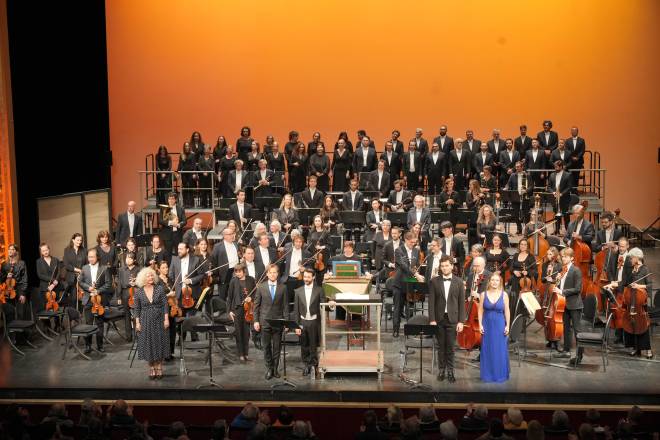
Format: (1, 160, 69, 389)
(401, 416, 421, 438)
(386, 404, 403, 425)
(211, 419, 228, 440)
(241, 403, 259, 421)
(167, 421, 187, 438)
(418, 405, 437, 424)
(489, 418, 505, 437)
(579, 423, 595, 440)
(362, 410, 379, 430)
(584, 409, 600, 426)
(551, 410, 570, 430)
(505, 407, 525, 427)
(292, 420, 313, 439)
(440, 420, 458, 440)
(475, 404, 489, 421)
(526, 420, 544, 440)
(276, 405, 294, 426)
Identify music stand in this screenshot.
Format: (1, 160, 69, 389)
(298, 208, 319, 226)
(386, 211, 408, 227)
(218, 198, 237, 209)
(192, 319, 228, 389)
(266, 318, 301, 389)
(135, 234, 154, 267)
(358, 172, 371, 190)
(255, 196, 281, 213)
(339, 210, 366, 224)
(362, 190, 380, 201)
(403, 323, 438, 390)
(430, 210, 450, 225)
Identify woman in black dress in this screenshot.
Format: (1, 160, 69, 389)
(156, 145, 172, 205)
(246, 141, 262, 172)
(274, 194, 300, 232)
(212, 135, 228, 173)
(95, 230, 117, 277)
(476, 204, 498, 244)
(197, 145, 216, 208)
(307, 215, 330, 282)
(119, 238, 144, 268)
(236, 126, 253, 162)
(438, 178, 460, 225)
(485, 233, 510, 276)
(177, 142, 198, 208)
(331, 138, 352, 192)
(288, 142, 307, 193)
(263, 135, 275, 156)
(307, 131, 322, 156)
(308, 143, 330, 192)
(479, 165, 497, 206)
(467, 179, 487, 210)
(227, 263, 256, 361)
(508, 238, 537, 316)
(189, 131, 204, 161)
(219, 145, 237, 198)
(334, 131, 353, 154)
(146, 234, 169, 269)
(135, 267, 170, 379)
(319, 195, 339, 234)
(266, 142, 286, 176)
(63, 233, 87, 306)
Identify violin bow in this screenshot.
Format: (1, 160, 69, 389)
(243, 246, 294, 301)
(237, 218, 254, 244)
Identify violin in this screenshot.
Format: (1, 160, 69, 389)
(518, 260, 535, 292)
(181, 282, 195, 309)
(45, 263, 60, 312)
(544, 266, 566, 342)
(128, 285, 135, 308)
(162, 278, 181, 318)
(91, 293, 105, 316)
(1, 264, 17, 300)
(314, 252, 325, 272)
(243, 287, 254, 322)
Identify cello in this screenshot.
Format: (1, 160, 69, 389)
(621, 270, 652, 336)
(457, 272, 483, 350)
(544, 266, 566, 343)
(590, 208, 621, 312)
(569, 200, 593, 298)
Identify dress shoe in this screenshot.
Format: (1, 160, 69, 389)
(447, 370, 456, 383)
(437, 369, 446, 382)
(555, 351, 570, 359)
(303, 366, 311, 376)
(97, 347, 105, 353)
(164, 356, 173, 362)
(392, 329, 399, 338)
(265, 370, 273, 380)
(470, 354, 480, 363)
(84, 346, 92, 355)
(273, 370, 281, 378)
(569, 357, 582, 367)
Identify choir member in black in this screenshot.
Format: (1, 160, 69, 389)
(308, 216, 330, 278)
(592, 211, 623, 252)
(218, 146, 237, 197)
(508, 239, 537, 316)
(367, 160, 391, 198)
(320, 195, 339, 233)
(549, 139, 573, 173)
(227, 263, 256, 361)
(281, 234, 312, 307)
(228, 159, 249, 196)
(563, 202, 595, 247)
(438, 178, 459, 225)
(294, 269, 334, 376)
(37, 243, 64, 313)
(159, 192, 186, 255)
(499, 139, 520, 188)
(253, 159, 274, 198)
(242, 246, 265, 283)
(473, 142, 493, 179)
(402, 140, 422, 191)
(373, 219, 392, 271)
(525, 139, 547, 189)
(485, 233, 509, 276)
(514, 125, 532, 158)
(189, 131, 204, 160)
(308, 143, 331, 192)
(79, 248, 113, 353)
(197, 145, 215, 208)
(177, 142, 198, 208)
(387, 179, 413, 212)
(332, 138, 352, 192)
(505, 161, 534, 234)
(365, 199, 385, 242)
(476, 204, 497, 244)
(95, 230, 117, 278)
(462, 129, 480, 156)
(301, 175, 324, 208)
(389, 129, 404, 157)
(118, 251, 139, 342)
(352, 136, 377, 177)
(425, 142, 447, 205)
(439, 221, 466, 276)
(307, 131, 322, 156)
(236, 126, 254, 162)
(245, 140, 262, 172)
(169, 243, 204, 341)
(274, 194, 300, 232)
(553, 248, 584, 365)
(288, 142, 308, 193)
(156, 260, 177, 359)
(607, 247, 653, 359)
(568, 126, 586, 191)
(334, 131, 353, 154)
(414, 127, 430, 156)
(479, 166, 497, 200)
(547, 159, 573, 232)
(429, 255, 465, 383)
(116, 201, 143, 246)
(253, 264, 288, 380)
(212, 135, 228, 173)
(146, 234, 169, 269)
(486, 129, 504, 179)
(341, 178, 364, 211)
(263, 135, 275, 156)
(155, 145, 173, 205)
(284, 130, 300, 161)
(391, 232, 424, 337)
(448, 138, 471, 191)
(63, 233, 87, 305)
(356, 129, 376, 149)
(466, 179, 487, 210)
(537, 120, 558, 154)
(265, 142, 286, 178)
(381, 141, 402, 189)
(0, 244, 28, 322)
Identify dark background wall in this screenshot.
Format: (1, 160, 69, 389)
(6, 0, 111, 279)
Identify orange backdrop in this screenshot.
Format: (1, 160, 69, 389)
(106, 0, 660, 227)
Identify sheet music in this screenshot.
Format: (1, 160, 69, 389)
(519, 291, 541, 314)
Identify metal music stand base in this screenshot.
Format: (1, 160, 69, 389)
(194, 322, 225, 389)
(268, 318, 300, 389)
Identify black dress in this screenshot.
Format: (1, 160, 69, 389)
(236, 137, 253, 162)
(624, 265, 652, 351)
(288, 153, 308, 193)
(95, 245, 117, 277)
(219, 156, 237, 197)
(156, 155, 172, 205)
(177, 153, 198, 207)
(135, 284, 170, 362)
(197, 155, 216, 207)
(332, 149, 351, 192)
(438, 190, 460, 224)
(308, 153, 330, 192)
(508, 253, 537, 294)
(485, 249, 510, 274)
(246, 152, 262, 172)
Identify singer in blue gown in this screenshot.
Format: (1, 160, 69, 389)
(479, 273, 510, 383)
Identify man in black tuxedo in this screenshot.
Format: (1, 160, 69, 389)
(499, 138, 521, 188)
(464, 130, 482, 156)
(158, 192, 186, 255)
(424, 142, 447, 205)
(390, 130, 405, 157)
(514, 125, 533, 158)
(79, 248, 113, 354)
(429, 255, 466, 382)
(553, 248, 584, 366)
(252, 159, 274, 198)
(115, 201, 143, 246)
(382, 227, 402, 272)
(301, 175, 324, 208)
(413, 128, 429, 157)
(293, 269, 335, 376)
(504, 161, 534, 234)
(525, 139, 547, 189)
(211, 228, 240, 300)
(227, 160, 249, 195)
(568, 126, 586, 190)
(603, 237, 632, 345)
(563, 203, 595, 247)
(548, 160, 574, 232)
(367, 160, 391, 198)
(352, 136, 377, 175)
(439, 221, 466, 276)
(182, 217, 204, 252)
(381, 141, 402, 187)
(448, 138, 471, 191)
(254, 234, 277, 273)
(402, 140, 423, 192)
(228, 189, 253, 231)
(280, 234, 311, 309)
(432, 125, 453, 155)
(387, 180, 413, 212)
(592, 211, 623, 252)
(472, 142, 493, 178)
(406, 195, 431, 237)
(549, 139, 574, 175)
(391, 232, 424, 337)
(537, 120, 559, 154)
(341, 178, 364, 211)
(242, 246, 265, 283)
(169, 242, 205, 340)
(253, 264, 289, 380)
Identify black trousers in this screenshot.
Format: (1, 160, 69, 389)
(391, 285, 411, 330)
(511, 199, 530, 233)
(427, 177, 443, 207)
(563, 308, 583, 356)
(83, 304, 105, 349)
(405, 171, 421, 191)
(121, 289, 134, 342)
(198, 173, 213, 208)
(300, 319, 320, 367)
(261, 325, 282, 371)
(435, 314, 457, 371)
(286, 277, 304, 312)
(233, 312, 251, 357)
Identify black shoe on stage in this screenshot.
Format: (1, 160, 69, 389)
(569, 357, 581, 367)
(555, 351, 570, 359)
(97, 346, 105, 353)
(273, 369, 281, 379)
(447, 370, 456, 383)
(84, 346, 92, 355)
(265, 370, 273, 380)
(303, 366, 311, 376)
(393, 329, 399, 338)
(437, 369, 446, 382)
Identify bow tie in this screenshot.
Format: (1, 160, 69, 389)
(443, 277, 452, 281)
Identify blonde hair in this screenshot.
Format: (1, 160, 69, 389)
(477, 204, 494, 224)
(135, 267, 157, 288)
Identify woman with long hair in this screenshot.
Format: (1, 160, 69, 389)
(319, 195, 339, 233)
(287, 142, 307, 193)
(478, 272, 510, 383)
(177, 142, 198, 208)
(156, 145, 172, 205)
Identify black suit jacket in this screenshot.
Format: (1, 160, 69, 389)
(438, 236, 466, 270)
(226, 275, 257, 312)
(568, 137, 586, 168)
(352, 147, 378, 174)
(382, 240, 401, 269)
(341, 190, 364, 211)
(550, 148, 574, 170)
(393, 246, 421, 289)
(79, 264, 113, 306)
(464, 139, 482, 156)
(228, 202, 253, 227)
(448, 149, 471, 177)
(227, 169, 249, 194)
(168, 255, 204, 300)
(432, 135, 453, 155)
(472, 151, 493, 175)
(367, 170, 391, 197)
(524, 149, 546, 171)
(253, 281, 288, 327)
(254, 246, 277, 269)
(280, 248, 312, 283)
(293, 285, 326, 325)
(116, 212, 143, 245)
(499, 149, 521, 176)
(380, 151, 402, 179)
(486, 139, 505, 158)
(547, 171, 572, 205)
(514, 135, 533, 157)
(158, 204, 186, 245)
(413, 137, 430, 156)
(251, 169, 275, 196)
(424, 152, 448, 181)
(505, 172, 534, 197)
(466, 269, 492, 296)
(537, 130, 559, 150)
(407, 207, 431, 231)
(565, 219, 595, 246)
(211, 240, 240, 284)
(386, 190, 413, 210)
(301, 188, 324, 209)
(592, 227, 623, 252)
(36, 257, 62, 293)
(402, 151, 422, 175)
(560, 264, 583, 310)
(429, 274, 466, 324)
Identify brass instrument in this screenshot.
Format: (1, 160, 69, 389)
(520, 172, 528, 197)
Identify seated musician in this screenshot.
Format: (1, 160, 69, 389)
(373, 219, 393, 271)
(563, 203, 595, 247)
(484, 233, 509, 276)
(269, 220, 289, 252)
(229, 189, 253, 232)
(438, 178, 460, 224)
(320, 195, 339, 233)
(387, 179, 413, 212)
(252, 158, 274, 197)
(273, 193, 300, 233)
(248, 222, 267, 249)
(592, 210, 623, 252)
(301, 175, 325, 209)
(1, 244, 28, 324)
(439, 221, 466, 276)
(406, 195, 431, 236)
(341, 178, 364, 211)
(464, 244, 485, 278)
(365, 199, 384, 242)
(228, 159, 249, 195)
(281, 234, 312, 310)
(367, 159, 391, 198)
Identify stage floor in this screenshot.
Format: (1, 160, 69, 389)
(3, 250, 660, 407)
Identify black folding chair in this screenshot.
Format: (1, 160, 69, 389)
(62, 307, 100, 361)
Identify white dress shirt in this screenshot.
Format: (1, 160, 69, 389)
(559, 263, 572, 291)
(246, 261, 256, 278)
(235, 172, 242, 190)
(409, 152, 415, 172)
(532, 149, 539, 162)
(180, 255, 189, 280)
(259, 246, 271, 266)
(237, 202, 245, 219)
(302, 284, 317, 320)
(127, 212, 135, 236)
(289, 248, 302, 277)
(377, 172, 383, 190)
(442, 277, 451, 312)
(431, 253, 440, 279)
(362, 148, 369, 167)
(545, 132, 550, 145)
(90, 263, 99, 287)
(225, 241, 239, 268)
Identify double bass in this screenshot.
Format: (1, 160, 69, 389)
(590, 208, 621, 313)
(457, 273, 483, 350)
(544, 267, 566, 343)
(569, 200, 593, 299)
